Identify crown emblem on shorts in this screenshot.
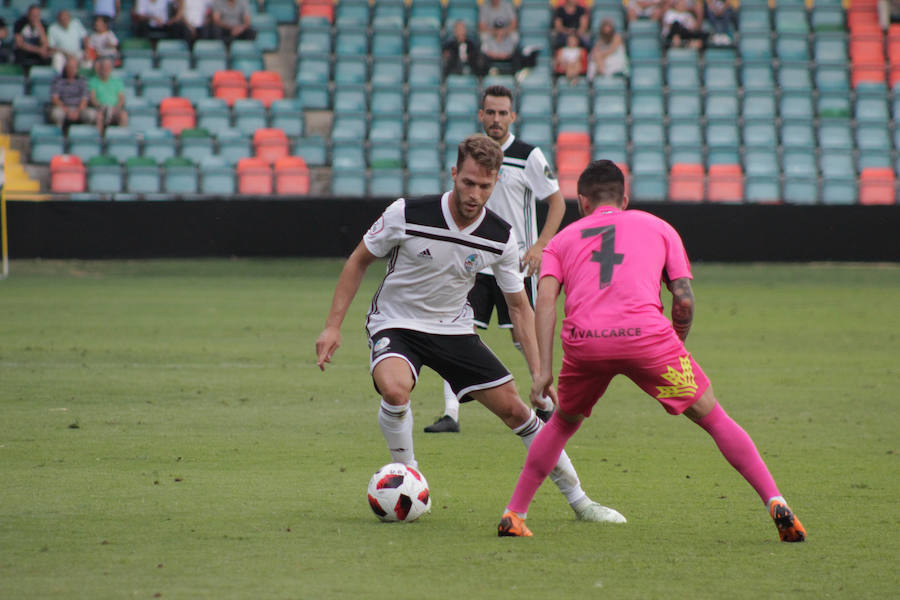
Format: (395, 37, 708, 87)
(656, 356, 698, 399)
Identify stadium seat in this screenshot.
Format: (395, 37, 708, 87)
(50, 154, 86, 193)
(273, 156, 310, 195)
(66, 124, 102, 163)
(779, 93, 814, 121)
(13, 95, 44, 134)
(269, 98, 304, 138)
(407, 170, 443, 196)
(707, 164, 744, 202)
(331, 167, 367, 196)
(335, 1, 369, 27)
(369, 141, 403, 169)
(408, 59, 442, 87)
(0, 64, 24, 103)
(180, 128, 214, 163)
(856, 123, 892, 153)
(157, 39, 191, 75)
(737, 6, 770, 34)
(782, 151, 818, 204)
(743, 92, 777, 120)
(212, 70, 248, 106)
(333, 56, 367, 86)
(104, 126, 139, 162)
(742, 119, 777, 150)
(858, 167, 896, 205)
(86, 155, 123, 194)
(293, 135, 328, 167)
(739, 32, 772, 61)
(163, 156, 198, 194)
(409, 32, 441, 58)
(297, 23, 332, 55)
(249, 71, 284, 108)
(333, 85, 368, 114)
(140, 70, 174, 105)
(299, 0, 333, 22)
(371, 30, 404, 58)
(296, 54, 331, 88)
(368, 116, 404, 143)
(233, 98, 267, 135)
(406, 144, 441, 172)
(122, 48, 154, 77)
(704, 62, 738, 92)
(369, 169, 405, 198)
(252, 128, 289, 165)
(126, 97, 158, 131)
(159, 97, 196, 134)
(142, 127, 177, 164)
(335, 28, 367, 57)
(630, 61, 663, 92)
(819, 151, 858, 205)
(667, 62, 700, 92)
(331, 142, 366, 170)
(668, 163, 704, 202)
(407, 87, 442, 118)
(125, 156, 161, 194)
(407, 116, 442, 144)
(196, 97, 231, 132)
(814, 34, 848, 65)
(595, 88, 628, 119)
(776, 35, 810, 62)
(780, 119, 816, 151)
(630, 91, 664, 119)
(775, 6, 809, 34)
(778, 62, 814, 93)
(331, 113, 367, 143)
(198, 155, 235, 195)
(176, 70, 211, 104)
(236, 157, 273, 195)
(268, 0, 298, 23)
(741, 61, 775, 93)
(253, 14, 279, 52)
(744, 151, 780, 203)
(370, 58, 404, 87)
(370, 87, 405, 117)
(229, 40, 264, 76)
(192, 39, 228, 76)
(705, 91, 739, 120)
(818, 120, 854, 151)
(216, 128, 252, 165)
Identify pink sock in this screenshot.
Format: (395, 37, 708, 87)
(507, 413, 582, 514)
(695, 403, 780, 504)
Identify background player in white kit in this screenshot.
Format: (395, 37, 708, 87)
(426, 85, 567, 433)
(315, 135, 624, 523)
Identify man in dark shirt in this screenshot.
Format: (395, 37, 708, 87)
(442, 20, 484, 77)
(14, 4, 51, 71)
(48, 55, 95, 130)
(552, 0, 590, 49)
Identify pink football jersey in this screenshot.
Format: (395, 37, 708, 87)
(541, 206, 692, 359)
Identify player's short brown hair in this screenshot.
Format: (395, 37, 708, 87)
(481, 85, 514, 109)
(578, 160, 626, 206)
(457, 134, 503, 173)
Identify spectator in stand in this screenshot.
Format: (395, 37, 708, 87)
(89, 56, 128, 134)
(555, 33, 586, 85)
(0, 18, 15, 64)
(662, 0, 706, 49)
(552, 0, 590, 50)
(587, 17, 627, 80)
(626, 0, 665, 23)
(132, 0, 189, 41)
(443, 19, 484, 77)
(479, 0, 518, 50)
(704, 0, 735, 46)
(48, 10, 88, 73)
(86, 15, 119, 66)
(94, 0, 121, 21)
(180, 0, 213, 43)
(210, 0, 255, 43)
(48, 55, 95, 130)
(14, 5, 51, 72)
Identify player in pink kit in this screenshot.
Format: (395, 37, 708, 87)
(497, 160, 806, 542)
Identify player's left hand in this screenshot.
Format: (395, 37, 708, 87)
(530, 373, 555, 408)
(520, 244, 544, 277)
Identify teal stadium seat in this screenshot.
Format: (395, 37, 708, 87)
(180, 128, 214, 163)
(368, 115, 404, 144)
(298, 25, 331, 55)
(744, 150, 780, 203)
(333, 85, 367, 114)
(812, 5, 845, 32)
(142, 127, 177, 163)
(163, 156, 198, 194)
(407, 170, 443, 196)
(815, 65, 850, 92)
(28, 65, 56, 102)
(371, 30, 404, 58)
(369, 169, 405, 198)
(516, 120, 553, 152)
(105, 126, 139, 162)
(269, 98, 304, 137)
(407, 144, 442, 172)
(140, 70, 173, 105)
(30, 124, 64, 163)
(199, 155, 236, 195)
(409, 33, 441, 58)
(371, 0, 406, 30)
(407, 116, 442, 144)
(67, 124, 102, 163)
(704, 62, 738, 92)
(331, 168, 367, 196)
(775, 35, 810, 62)
(253, 13, 279, 52)
(630, 118, 665, 149)
(407, 87, 441, 118)
(331, 113, 367, 143)
(87, 155, 123, 194)
(774, 6, 809, 35)
(738, 32, 772, 61)
(176, 71, 210, 104)
(370, 58, 404, 87)
(705, 91, 739, 120)
(293, 135, 327, 167)
(595, 88, 628, 119)
(781, 151, 818, 204)
(737, 6, 770, 33)
(13, 95, 43, 133)
(819, 151, 857, 205)
(122, 48, 154, 77)
(818, 120, 854, 151)
(193, 40, 227, 76)
(125, 156, 161, 193)
(229, 40, 264, 76)
(741, 61, 775, 93)
(407, 59, 442, 87)
(0, 64, 24, 103)
(444, 116, 479, 146)
(335, 0, 369, 27)
(335, 28, 368, 57)
(780, 119, 816, 151)
(215, 128, 252, 165)
(296, 54, 331, 86)
(369, 86, 404, 117)
(629, 60, 663, 91)
(232, 98, 267, 135)
(779, 92, 814, 120)
(630, 90, 664, 119)
(743, 91, 776, 119)
(409, 1, 442, 34)
(267, 0, 298, 24)
(742, 119, 777, 150)
(667, 62, 700, 91)
(331, 141, 366, 170)
(156, 39, 191, 75)
(197, 97, 231, 132)
(814, 34, 847, 65)
(778, 62, 813, 92)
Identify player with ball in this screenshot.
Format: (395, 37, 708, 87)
(316, 135, 624, 524)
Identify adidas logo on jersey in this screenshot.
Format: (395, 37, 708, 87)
(417, 248, 433, 260)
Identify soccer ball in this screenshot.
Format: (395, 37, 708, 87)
(366, 463, 432, 522)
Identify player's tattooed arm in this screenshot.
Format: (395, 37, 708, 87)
(666, 277, 694, 342)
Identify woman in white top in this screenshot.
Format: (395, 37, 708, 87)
(587, 18, 627, 80)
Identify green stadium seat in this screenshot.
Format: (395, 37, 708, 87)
(818, 92, 851, 118)
(125, 156, 161, 193)
(0, 64, 24, 103)
(142, 127, 176, 163)
(86, 155, 123, 194)
(368, 141, 403, 169)
(199, 155, 235, 195)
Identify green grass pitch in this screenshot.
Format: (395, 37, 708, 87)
(1, 259, 899, 599)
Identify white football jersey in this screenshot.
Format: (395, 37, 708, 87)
(479, 133, 560, 274)
(363, 192, 524, 337)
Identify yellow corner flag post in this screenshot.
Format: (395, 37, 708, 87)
(1, 147, 8, 279)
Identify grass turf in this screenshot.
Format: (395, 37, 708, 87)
(1, 260, 898, 599)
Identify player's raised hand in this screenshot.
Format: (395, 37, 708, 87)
(315, 327, 341, 371)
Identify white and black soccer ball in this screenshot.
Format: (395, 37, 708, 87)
(366, 463, 432, 522)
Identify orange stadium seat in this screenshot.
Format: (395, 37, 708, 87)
(159, 97, 196, 135)
(253, 128, 290, 164)
(859, 167, 896, 205)
(236, 157, 273, 195)
(249, 71, 285, 108)
(274, 156, 310, 195)
(49, 154, 86, 193)
(212, 70, 248, 106)
(668, 163, 704, 202)
(300, 0, 334, 22)
(707, 164, 744, 202)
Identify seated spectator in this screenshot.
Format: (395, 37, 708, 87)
(94, 0, 121, 21)
(86, 15, 119, 66)
(132, 0, 189, 42)
(0, 18, 15, 64)
(479, 0, 518, 49)
(627, 0, 665, 22)
(587, 17, 627, 80)
(211, 0, 255, 43)
(553, 0, 590, 50)
(47, 10, 88, 74)
(705, 0, 735, 46)
(442, 19, 484, 77)
(555, 33, 586, 85)
(180, 0, 213, 42)
(48, 55, 95, 131)
(89, 56, 128, 134)
(481, 18, 520, 74)
(662, 0, 706, 49)
(14, 5, 52, 72)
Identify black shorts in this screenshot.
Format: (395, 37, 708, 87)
(468, 273, 536, 329)
(369, 328, 512, 401)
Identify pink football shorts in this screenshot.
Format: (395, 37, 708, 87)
(557, 347, 711, 418)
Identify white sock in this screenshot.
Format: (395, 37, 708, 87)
(378, 399, 417, 469)
(512, 411, 587, 507)
(513, 341, 553, 411)
(442, 380, 460, 421)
